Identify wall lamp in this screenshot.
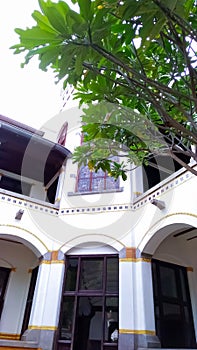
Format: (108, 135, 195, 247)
(151, 199, 165, 210)
(15, 209, 24, 220)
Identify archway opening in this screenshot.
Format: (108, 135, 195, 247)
(143, 224, 197, 348)
(0, 234, 40, 339)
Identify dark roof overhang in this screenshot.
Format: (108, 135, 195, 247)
(0, 121, 72, 185)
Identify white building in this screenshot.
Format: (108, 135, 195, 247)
(0, 108, 197, 350)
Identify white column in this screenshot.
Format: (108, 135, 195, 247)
(133, 259, 155, 332)
(119, 258, 135, 332)
(29, 252, 65, 329)
(119, 251, 159, 350)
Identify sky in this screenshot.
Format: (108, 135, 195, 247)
(0, 0, 76, 129)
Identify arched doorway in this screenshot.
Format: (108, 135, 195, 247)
(142, 223, 197, 348)
(152, 259, 196, 348)
(0, 234, 40, 339)
(57, 253, 119, 350)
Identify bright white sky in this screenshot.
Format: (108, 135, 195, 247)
(0, 0, 76, 129)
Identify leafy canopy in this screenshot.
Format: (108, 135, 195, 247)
(12, 0, 197, 178)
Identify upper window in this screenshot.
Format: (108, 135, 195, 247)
(0, 175, 31, 196)
(76, 134, 120, 193)
(76, 165, 119, 193)
(57, 122, 68, 146)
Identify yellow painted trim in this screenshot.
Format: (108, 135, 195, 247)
(40, 260, 64, 265)
(28, 325, 57, 331)
(187, 266, 194, 272)
(0, 333, 20, 340)
(119, 329, 155, 335)
(0, 224, 49, 251)
(51, 260, 65, 264)
(119, 258, 151, 263)
(40, 260, 51, 265)
(138, 212, 197, 249)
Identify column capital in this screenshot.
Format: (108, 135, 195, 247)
(119, 248, 152, 262)
(40, 250, 65, 264)
(119, 247, 137, 259)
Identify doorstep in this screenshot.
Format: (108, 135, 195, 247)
(0, 339, 40, 349)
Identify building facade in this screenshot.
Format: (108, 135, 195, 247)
(0, 109, 197, 350)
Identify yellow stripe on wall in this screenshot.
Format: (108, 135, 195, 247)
(119, 258, 151, 263)
(0, 333, 20, 340)
(28, 325, 57, 331)
(119, 329, 156, 335)
(40, 260, 64, 265)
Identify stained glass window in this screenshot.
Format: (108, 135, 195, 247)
(76, 162, 119, 193)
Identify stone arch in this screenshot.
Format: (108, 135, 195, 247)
(0, 225, 49, 258)
(136, 213, 197, 350)
(66, 241, 119, 255)
(0, 257, 15, 269)
(59, 233, 125, 254)
(138, 212, 197, 257)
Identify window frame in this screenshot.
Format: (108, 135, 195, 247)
(75, 162, 120, 194)
(75, 134, 120, 194)
(57, 254, 119, 350)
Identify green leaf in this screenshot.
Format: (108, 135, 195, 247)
(14, 27, 61, 49)
(39, 45, 61, 71)
(43, 7, 67, 33)
(12, 0, 197, 181)
(121, 171, 127, 181)
(78, 0, 92, 21)
(32, 10, 58, 34)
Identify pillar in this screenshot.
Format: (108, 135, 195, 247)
(22, 251, 65, 350)
(118, 248, 160, 350)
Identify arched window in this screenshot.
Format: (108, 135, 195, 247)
(76, 134, 120, 193)
(76, 164, 119, 193)
(57, 122, 68, 146)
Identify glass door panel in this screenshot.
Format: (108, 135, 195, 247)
(152, 259, 196, 348)
(159, 265, 178, 298)
(104, 297, 119, 344)
(59, 296, 75, 341)
(74, 296, 103, 350)
(64, 258, 78, 291)
(79, 258, 103, 290)
(57, 255, 119, 350)
(106, 258, 119, 292)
